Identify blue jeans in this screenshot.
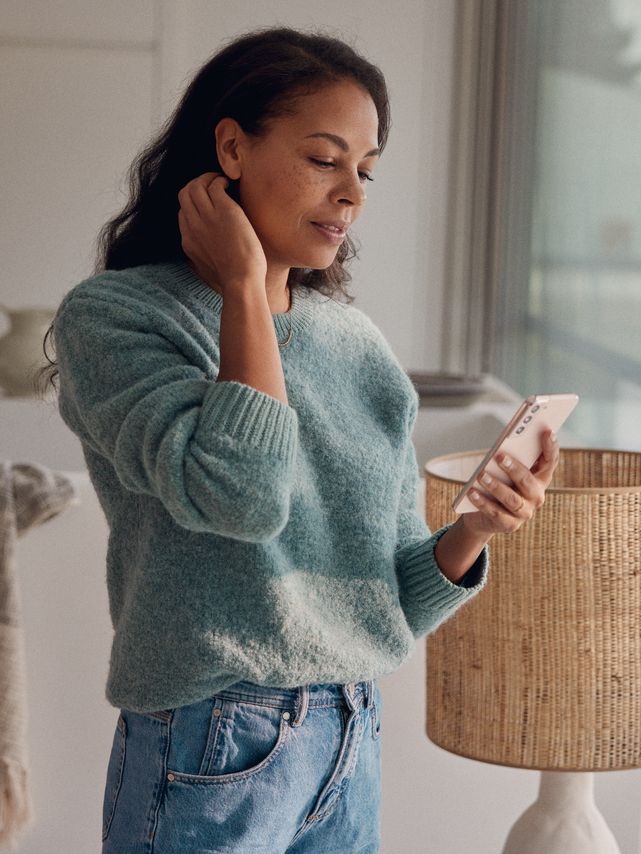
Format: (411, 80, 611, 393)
(101, 679, 382, 853)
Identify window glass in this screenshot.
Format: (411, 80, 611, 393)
(495, 0, 641, 449)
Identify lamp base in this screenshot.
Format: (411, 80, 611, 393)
(502, 771, 620, 854)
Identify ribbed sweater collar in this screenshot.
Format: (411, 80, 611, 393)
(160, 262, 323, 342)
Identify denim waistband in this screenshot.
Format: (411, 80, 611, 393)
(213, 679, 375, 728)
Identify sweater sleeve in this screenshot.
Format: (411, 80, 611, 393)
(394, 400, 489, 639)
(53, 285, 298, 542)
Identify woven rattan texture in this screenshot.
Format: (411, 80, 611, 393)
(425, 448, 641, 771)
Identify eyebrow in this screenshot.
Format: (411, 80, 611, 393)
(304, 132, 380, 158)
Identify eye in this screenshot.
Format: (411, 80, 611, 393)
(309, 158, 375, 184)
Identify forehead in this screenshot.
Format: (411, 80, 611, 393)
(272, 80, 379, 150)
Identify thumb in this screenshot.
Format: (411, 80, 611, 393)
(206, 174, 233, 206)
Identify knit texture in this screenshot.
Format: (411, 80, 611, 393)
(0, 462, 79, 848)
(53, 262, 489, 713)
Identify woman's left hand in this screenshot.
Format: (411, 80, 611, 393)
(462, 429, 560, 537)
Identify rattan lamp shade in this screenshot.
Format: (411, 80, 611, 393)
(424, 447, 641, 772)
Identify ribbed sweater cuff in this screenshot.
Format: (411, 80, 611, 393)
(397, 524, 490, 614)
(198, 380, 298, 463)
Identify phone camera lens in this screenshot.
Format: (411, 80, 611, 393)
(523, 415, 533, 424)
(516, 426, 525, 434)
(531, 405, 540, 413)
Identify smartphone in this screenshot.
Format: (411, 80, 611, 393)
(451, 393, 579, 514)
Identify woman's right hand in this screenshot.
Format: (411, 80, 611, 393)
(177, 172, 267, 295)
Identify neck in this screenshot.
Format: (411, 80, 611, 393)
(186, 260, 291, 314)
(265, 264, 292, 314)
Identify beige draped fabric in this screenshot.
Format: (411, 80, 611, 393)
(0, 461, 78, 850)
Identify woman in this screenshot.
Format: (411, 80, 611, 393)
(42, 26, 559, 853)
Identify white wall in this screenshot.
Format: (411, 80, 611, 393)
(2, 1, 640, 852)
(0, 0, 156, 300)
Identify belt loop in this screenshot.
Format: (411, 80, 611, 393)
(366, 680, 374, 709)
(291, 684, 309, 727)
(342, 682, 357, 713)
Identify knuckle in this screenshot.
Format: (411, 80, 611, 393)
(509, 493, 522, 511)
(502, 516, 519, 533)
(520, 472, 534, 490)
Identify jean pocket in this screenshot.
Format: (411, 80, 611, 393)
(102, 714, 127, 842)
(166, 698, 292, 785)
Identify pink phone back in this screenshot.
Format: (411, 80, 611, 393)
(452, 393, 579, 513)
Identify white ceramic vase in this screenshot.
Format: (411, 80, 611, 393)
(0, 305, 55, 397)
(502, 771, 621, 854)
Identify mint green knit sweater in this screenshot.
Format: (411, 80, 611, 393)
(53, 262, 489, 713)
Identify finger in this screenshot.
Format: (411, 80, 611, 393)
(543, 429, 558, 460)
(178, 173, 223, 216)
(476, 471, 531, 517)
(178, 186, 216, 245)
(495, 452, 543, 505)
(467, 488, 522, 534)
(531, 430, 560, 479)
(206, 174, 231, 204)
(184, 174, 230, 222)
(177, 188, 200, 234)
(185, 178, 224, 220)
(186, 172, 222, 191)
(536, 430, 561, 474)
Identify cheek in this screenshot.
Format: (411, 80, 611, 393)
(265, 164, 323, 214)
(242, 163, 325, 237)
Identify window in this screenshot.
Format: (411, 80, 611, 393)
(443, 0, 641, 450)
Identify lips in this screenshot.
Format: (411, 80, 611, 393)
(310, 222, 349, 244)
(311, 221, 349, 235)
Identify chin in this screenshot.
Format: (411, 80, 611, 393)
(306, 261, 336, 272)
(292, 252, 340, 272)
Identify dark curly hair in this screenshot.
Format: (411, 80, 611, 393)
(36, 25, 390, 397)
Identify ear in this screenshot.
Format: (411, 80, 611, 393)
(214, 117, 245, 181)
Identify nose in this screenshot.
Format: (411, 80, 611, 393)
(332, 171, 367, 207)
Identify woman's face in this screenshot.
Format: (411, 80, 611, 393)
(232, 79, 380, 273)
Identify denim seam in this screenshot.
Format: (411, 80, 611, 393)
(208, 695, 364, 711)
(102, 714, 127, 842)
(142, 710, 172, 722)
(147, 709, 173, 853)
(198, 700, 225, 776)
(370, 703, 377, 740)
(302, 707, 356, 824)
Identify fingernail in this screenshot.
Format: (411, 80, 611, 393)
(481, 473, 492, 485)
(502, 455, 512, 468)
(470, 490, 480, 502)
(550, 431, 557, 443)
